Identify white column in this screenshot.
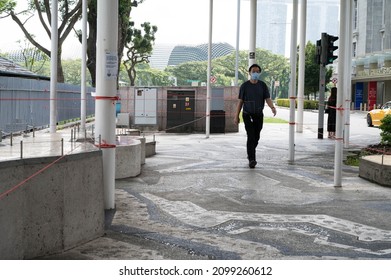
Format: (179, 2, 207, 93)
(344, 0, 353, 148)
(49, 0, 58, 134)
(249, 0, 257, 67)
(80, 0, 87, 133)
(96, 0, 118, 209)
(334, 0, 347, 187)
(206, 0, 213, 138)
(289, 0, 299, 163)
(296, 0, 307, 133)
(235, 0, 241, 86)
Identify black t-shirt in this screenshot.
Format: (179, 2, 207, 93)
(239, 80, 270, 115)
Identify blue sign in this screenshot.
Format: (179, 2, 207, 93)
(355, 82, 363, 110)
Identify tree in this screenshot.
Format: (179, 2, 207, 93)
(301, 41, 333, 99)
(79, 0, 143, 87)
(16, 38, 49, 73)
(166, 61, 208, 86)
(0, 0, 15, 14)
(123, 22, 157, 86)
(165, 48, 291, 94)
(2, 0, 82, 83)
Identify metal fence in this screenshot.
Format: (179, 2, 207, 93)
(0, 76, 95, 134)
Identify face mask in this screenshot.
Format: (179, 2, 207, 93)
(250, 72, 260, 80)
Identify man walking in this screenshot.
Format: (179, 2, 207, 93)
(234, 63, 276, 168)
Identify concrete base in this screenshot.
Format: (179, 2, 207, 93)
(359, 155, 391, 187)
(0, 151, 105, 260)
(146, 141, 156, 157)
(115, 137, 142, 179)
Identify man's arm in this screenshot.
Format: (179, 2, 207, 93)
(266, 98, 277, 116)
(234, 99, 244, 125)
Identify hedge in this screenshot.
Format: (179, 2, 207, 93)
(276, 98, 319, 110)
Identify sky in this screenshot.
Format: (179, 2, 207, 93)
(0, 0, 251, 59)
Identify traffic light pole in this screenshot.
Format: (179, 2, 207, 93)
(317, 64, 326, 139)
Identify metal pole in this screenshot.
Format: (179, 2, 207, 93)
(61, 138, 64, 156)
(318, 32, 327, 140)
(335, 0, 347, 187)
(81, 0, 87, 133)
(235, 0, 241, 86)
(20, 141, 23, 159)
(206, 0, 213, 138)
(49, 0, 58, 134)
(248, 0, 257, 67)
(344, 0, 353, 148)
(288, 0, 298, 163)
(296, 0, 307, 133)
(96, 0, 118, 209)
(318, 63, 326, 139)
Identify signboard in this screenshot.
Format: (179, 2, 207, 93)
(355, 82, 363, 110)
(105, 52, 118, 80)
(368, 81, 377, 110)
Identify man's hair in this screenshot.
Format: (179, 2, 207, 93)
(248, 63, 262, 73)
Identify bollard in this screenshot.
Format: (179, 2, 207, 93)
(20, 140, 23, 159)
(61, 138, 64, 156)
(10, 133, 13, 146)
(33, 126, 35, 137)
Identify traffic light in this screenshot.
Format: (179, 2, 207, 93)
(315, 39, 321, 65)
(321, 33, 338, 65)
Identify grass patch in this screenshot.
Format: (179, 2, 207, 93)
(264, 117, 288, 124)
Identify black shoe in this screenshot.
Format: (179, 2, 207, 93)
(249, 160, 257, 168)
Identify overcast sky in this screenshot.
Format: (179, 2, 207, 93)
(0, 0, 251, 59)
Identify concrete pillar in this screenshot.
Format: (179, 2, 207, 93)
(296, 0, 307, 133)
(95, 0, 119, 209)
(288, 0, 298, 163)
(50, 0, 58, 134)
(335, 0, 348, 187)
(249, 0, 257, 67)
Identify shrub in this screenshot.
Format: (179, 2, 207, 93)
(276, 98, 319, 110)
(379, 114, 391, 145)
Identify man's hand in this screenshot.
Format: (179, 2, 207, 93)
(233, 116, 240, 125)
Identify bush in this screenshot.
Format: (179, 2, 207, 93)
(379, 114, 391, 145)
(276, 98, 319, 110)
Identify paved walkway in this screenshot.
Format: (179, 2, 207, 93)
(39, 109, 391, 260)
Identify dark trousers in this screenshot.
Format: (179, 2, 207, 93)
(243, 112, 264, 161)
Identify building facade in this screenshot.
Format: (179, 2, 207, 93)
(352, 0, 391, 109)
(255, 0, 339, 57)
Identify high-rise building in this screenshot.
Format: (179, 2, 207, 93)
(352, 0, 391, 109)
(253, 0, 339, 56)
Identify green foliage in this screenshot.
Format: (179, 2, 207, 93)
(379, 114, 391, 145)
(165, 48, 291, 94)
(300, 41, 334, 99)
(0, 0, 15, 13)
(123, 22, 158, 86)
(166, 61, 208, 86)
(276, 98, 319, 110)
(276, 99, 292, 107)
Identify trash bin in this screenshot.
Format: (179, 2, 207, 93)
(210, 110, 225, 133)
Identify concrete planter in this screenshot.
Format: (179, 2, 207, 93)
(359, 155, 391, 187)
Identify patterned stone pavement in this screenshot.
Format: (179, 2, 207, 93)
(45, 109, 391, 260)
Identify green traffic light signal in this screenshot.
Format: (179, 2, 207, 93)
(326, 34, 338, 64)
